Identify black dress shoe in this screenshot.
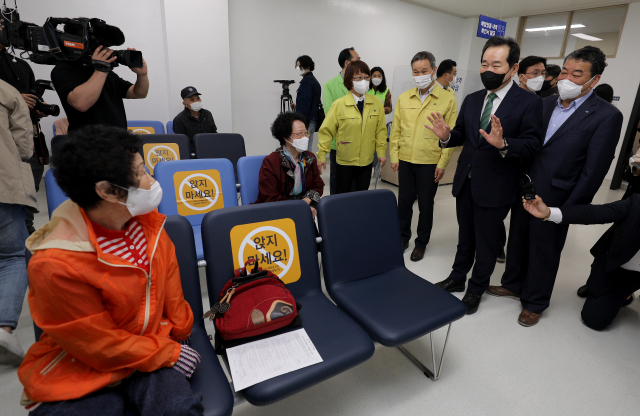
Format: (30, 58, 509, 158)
(577, 285, 590, 298)
(435, 277, 465, 293)
(496, 246, 506, 263)
(462, 291, 482, 315)
(410, 246, 426, 262)
(402, 242, 409, 253)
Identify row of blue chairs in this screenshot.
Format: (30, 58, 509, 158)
(53, 120, 176, 136)
(37, 190, 465, 415)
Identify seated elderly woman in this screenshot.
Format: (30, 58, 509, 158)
(254, 111, 324, 218)
(19, 126, 204, 416)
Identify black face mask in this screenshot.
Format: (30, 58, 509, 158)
(541, 79, 554, 91)
(480, 69, 511, 91)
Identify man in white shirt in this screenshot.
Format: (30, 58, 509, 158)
(521, 194, 640, 330)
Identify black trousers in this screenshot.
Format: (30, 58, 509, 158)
(25, 155, 44, 234)
(497, 219, 507, 248)
(398, 161, 438, 247)
(335, 163, 372, 194)
(582, 267, 640, 330)
(501, 203, 569, 313)
(330, 150, 337, 195)
(449, 178, 510, 294)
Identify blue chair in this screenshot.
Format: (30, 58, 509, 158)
(317, 190, 466, 380)
(154, 159, 238, 264)
(201, 200, 375, 405)
(193, 134, 246, 187)
(52, 122, 57, 137)
(166, 120, 174, 134)
(137, 134, 192, 176)
(127, 120, 165, 134)
(32, 216, 234, 416)
(164, 216, 235, 416)
(237, 155, 266, 205)
(44, 170, 69, 219)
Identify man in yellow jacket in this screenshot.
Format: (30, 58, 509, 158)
(390, 52, 457, 262)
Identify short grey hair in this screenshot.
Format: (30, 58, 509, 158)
(411, 51, 436, 69)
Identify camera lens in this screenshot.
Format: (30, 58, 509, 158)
(34, 101, 60, 117)
(113, 50, 143, 68)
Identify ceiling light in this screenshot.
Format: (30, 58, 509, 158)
(526, 24, 585, 32)
(571, 33, 602, 41)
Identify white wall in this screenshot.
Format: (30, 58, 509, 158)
(227, 0, 465, 156)
(19, 0, 173, 135)
(162, 0, 232, 132)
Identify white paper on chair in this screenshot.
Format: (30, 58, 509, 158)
(226, 329, 323, 392)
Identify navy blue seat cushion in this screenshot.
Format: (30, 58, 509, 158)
(189, 326, 234, 416)
(327, 268, 466, 347)
(242, 292, 374, 406)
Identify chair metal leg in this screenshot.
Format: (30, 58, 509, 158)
(397, 323, 453, 380)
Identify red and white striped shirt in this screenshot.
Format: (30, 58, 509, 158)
(92, 220, 150, 273)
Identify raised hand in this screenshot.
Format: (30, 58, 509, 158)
(479, 115, 505, 148)
(522, 196, 549, 219)
(424, 112, 451, 140)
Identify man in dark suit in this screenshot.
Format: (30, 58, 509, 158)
(425, 36, 543, 314)
(521, 194, 640, 330)
(487, 46, 624, 327)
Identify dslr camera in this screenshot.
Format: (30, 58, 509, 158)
(31, 80, 60, 117)
(0, 5, 142, 68)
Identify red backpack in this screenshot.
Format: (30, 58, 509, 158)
(205, 259, 298, 341)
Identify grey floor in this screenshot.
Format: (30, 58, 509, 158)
(2, 166, 639, 415)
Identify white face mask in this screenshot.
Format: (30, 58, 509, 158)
(296, 66, 305, 75)
(353, 79, 369, 95)
(413, 73, 434, 90)
(189, 101, 203, 112)
(523, 75, 544, 92)
(557, 76, 596, 100)
(288, 135, 309, 153)
(115, 181, 163, 217)
(371, 78, 383, 86)
(447, 74, 459, 88)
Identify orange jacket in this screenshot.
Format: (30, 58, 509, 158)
(18, 200, 194, 403)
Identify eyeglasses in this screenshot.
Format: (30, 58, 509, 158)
(292, 131, 310, 137)
(526, 70, 547, 77)
(352, 76, 371, 82)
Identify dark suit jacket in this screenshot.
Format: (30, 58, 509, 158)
(528, 93, 623, 207)
(444, 82, 543, 207)
(561, 194, 640, 296)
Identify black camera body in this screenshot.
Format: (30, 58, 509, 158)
(31, 80, 60, 117)
(0, 6, 142, 68)
(521, 174, 537, 201)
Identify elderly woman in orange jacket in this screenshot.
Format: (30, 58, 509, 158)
(18, 126, 204, 415)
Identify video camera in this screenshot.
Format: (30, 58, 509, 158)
(0, 5, 142, 68)
(31, 80, 59, 116)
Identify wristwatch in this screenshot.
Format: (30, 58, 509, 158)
(498, 137, 509, 151)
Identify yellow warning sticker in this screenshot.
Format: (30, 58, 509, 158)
(128, 126, 156, 134)
(143, 143, 181, 175)
(173, 170, 225, 216)
(230, 219, 301, 284)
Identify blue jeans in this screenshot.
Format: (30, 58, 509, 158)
(31, 368, 204, 416)
(307, 120, 316, 152)
(0, 203, 29, 329)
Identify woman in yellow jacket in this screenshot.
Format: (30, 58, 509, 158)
(317, 60, 388, 194)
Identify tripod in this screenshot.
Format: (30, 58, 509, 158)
(280, 85, 293, 113)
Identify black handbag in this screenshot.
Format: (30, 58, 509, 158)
(311, 78, 325, 128)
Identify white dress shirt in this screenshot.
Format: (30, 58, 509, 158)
(352, 92, 365, 103)
(419, 82, 435, 103)
(548, 207, 640, 271)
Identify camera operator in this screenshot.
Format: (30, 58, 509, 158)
(0, 28, 45, 234)
(51, 45, 148, 131)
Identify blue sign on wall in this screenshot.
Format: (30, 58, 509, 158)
(477, 15, 506, 39)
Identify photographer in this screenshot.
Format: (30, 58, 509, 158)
(52, 45, 148, 131)
(0, 30, 45, 234)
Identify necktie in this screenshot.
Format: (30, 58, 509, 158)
(469, 93, 497, 179)
(479, 93, 497, 136)
(357, 99, 364, 115)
